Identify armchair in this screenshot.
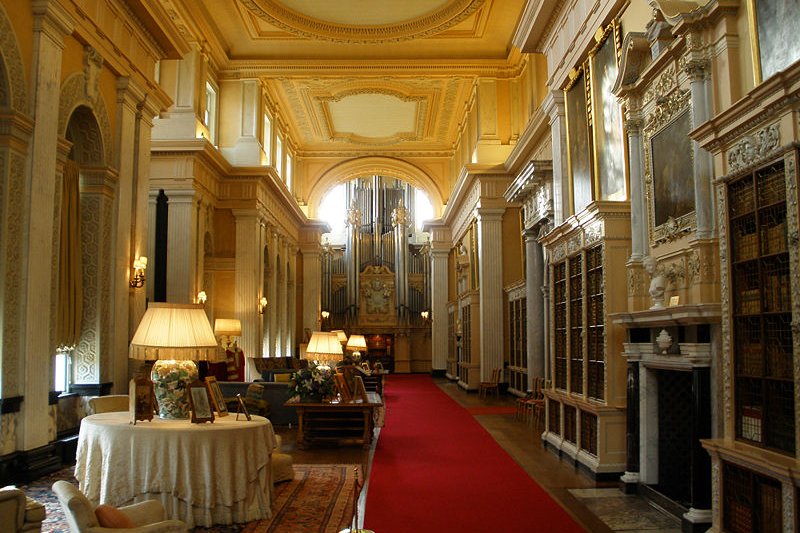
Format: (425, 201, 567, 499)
(87, 395, 129, 414)
(52, 481, 187, 532)
(0, 485, 46, 533)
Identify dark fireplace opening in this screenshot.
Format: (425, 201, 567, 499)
(656, 369, 693, 507)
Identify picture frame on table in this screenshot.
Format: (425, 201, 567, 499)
(335, 372, 352, 402)
(235, 393, 251, 421)
(129, 376, 154, 424)
(188, 380, 215, 423)
(204, 376, 228, 417)
(353, 375, 369, 403)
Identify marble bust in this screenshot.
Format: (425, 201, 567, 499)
(643, 255, 665, 309)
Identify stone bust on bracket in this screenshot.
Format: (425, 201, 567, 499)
(643, 255, 666, 309)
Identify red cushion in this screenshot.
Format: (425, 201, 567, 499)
(95, 504, 136, 528)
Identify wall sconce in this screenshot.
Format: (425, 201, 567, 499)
(421, 310, 431, 322)
(129, 256, 148, 288)
(258, 296, 268, 314)
(321, 310, 330, 320)
(196, 291, 207, 305)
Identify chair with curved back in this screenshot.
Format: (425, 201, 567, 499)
(87, 395, 129, 415)
(0, 485, 46, 533)
(478, 368, 502, 400)
(51, 480, 186, 532)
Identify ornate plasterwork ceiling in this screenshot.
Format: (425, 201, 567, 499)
(171, 0, 525, 157)
(237, 0, 484, 43)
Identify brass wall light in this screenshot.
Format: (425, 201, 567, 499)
(129, 256, 148, 288)
(258, 296, 268, 314)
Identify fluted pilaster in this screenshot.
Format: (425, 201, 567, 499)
(524, 228, 545, 386)
(476, 208, 505, 380)
(267, 228, 279, 356)
(164, 190, 197, 302)
(277, 235, 288, 357)
(19, 0, 74, 450)
(234, 210, 260, 378)
(543, 91, 568, 225)
(301, 242, 322, 337)
(430, 248, 449, 371)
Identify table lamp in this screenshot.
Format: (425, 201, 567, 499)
(304, 331, 343, 369)
(129, 303, 222, 419)
(345, 334, 367, 362)
(214, 318, 241, 349)
(332, 329, 348, 346)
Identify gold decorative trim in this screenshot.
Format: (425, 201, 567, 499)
(237, 0, 485, 43)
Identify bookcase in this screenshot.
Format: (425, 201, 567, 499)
(541, 202, 630, 476)
(506, 282, 527, 395)
(727, 160, 795, 455)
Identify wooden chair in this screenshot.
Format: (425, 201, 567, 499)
(478, 368, 502, 399)
(515, 376, 543, 422)
(530, 379, 551, 429)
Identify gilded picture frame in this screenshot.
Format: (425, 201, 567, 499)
(204, 376, 228, 417)
(642, 87, 695, 244)
(565, 64, 593, 215)
(747, 0, 800, 84)
(188, 380, 215, 424)
(589, 21, 627, 202)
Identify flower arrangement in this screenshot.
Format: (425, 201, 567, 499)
(287, 364, 336, 402)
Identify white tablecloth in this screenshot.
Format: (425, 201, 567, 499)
(75, 412, 276, 527)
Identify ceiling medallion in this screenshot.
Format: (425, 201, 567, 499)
(237, 0, 485, 43)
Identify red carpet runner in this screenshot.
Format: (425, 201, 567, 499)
(364, 374, 585, 533)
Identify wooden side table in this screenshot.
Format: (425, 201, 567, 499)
(288, 392, 383, 449)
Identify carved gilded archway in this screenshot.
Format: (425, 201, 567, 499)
(307, 156, 445, 218)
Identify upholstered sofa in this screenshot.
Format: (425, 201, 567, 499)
(251, 357, 307, 382)
(217, 381, 297, 426)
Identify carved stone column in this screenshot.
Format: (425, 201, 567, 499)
(524, 227, 545, 387)
(683, 366, 712, 530)
(74, 168, 116, 388)
(625, 112, 648, 261)
(543, 91, 568, 225)
(234, 210, 260, 378)
(621, 358, 640, 493)
(20, 0, 74, 451)
(286, 244, 297, 357)
(476, 207, 505, 380)
(267, 228, 279, 357)
(277, 235, 288, 357)
(686, 60, 715, 239)
(301, 241, 323, 338)
(163, 189, 197, 303)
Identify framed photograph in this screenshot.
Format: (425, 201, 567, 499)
(590, 22, 626, 201)
(204, 376, 228, 417)
(129, 377, 154, 424)
(188, 380, 214, 424)
(650, 109, 694, 228)
(565, 65, 593, 214)
(748, 0, 800, 83)
(236, 393, 251, 421)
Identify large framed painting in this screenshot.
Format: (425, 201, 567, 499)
(650, 109, 693, 227)
(642, 87, 695, 244)
(590, 22, 626, 201)
(748, 0, 800, 83)
(565, 66, 593, 214)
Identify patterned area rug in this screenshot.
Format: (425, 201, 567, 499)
(23, 464, 358, 533)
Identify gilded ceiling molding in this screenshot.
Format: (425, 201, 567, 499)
(237, 0, 485, 43)
(306, 156, 444, 217)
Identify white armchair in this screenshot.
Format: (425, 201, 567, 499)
(0, 485, 46, 532)
(87, 395, 129, 414)
(52, 481, 187, 532)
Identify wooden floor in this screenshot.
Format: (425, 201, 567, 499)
(275, 376, 681, 533)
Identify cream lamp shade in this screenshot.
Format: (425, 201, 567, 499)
(305, 331, 343, 366)
(129, 303, 222, 361)
(129, 303, 222, 419)
(214, 318, 242, 338)
(332, 329, 348, 345)
(345, 334, 367, 353)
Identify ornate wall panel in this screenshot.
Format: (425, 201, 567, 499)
(0, 2, 28, 113)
